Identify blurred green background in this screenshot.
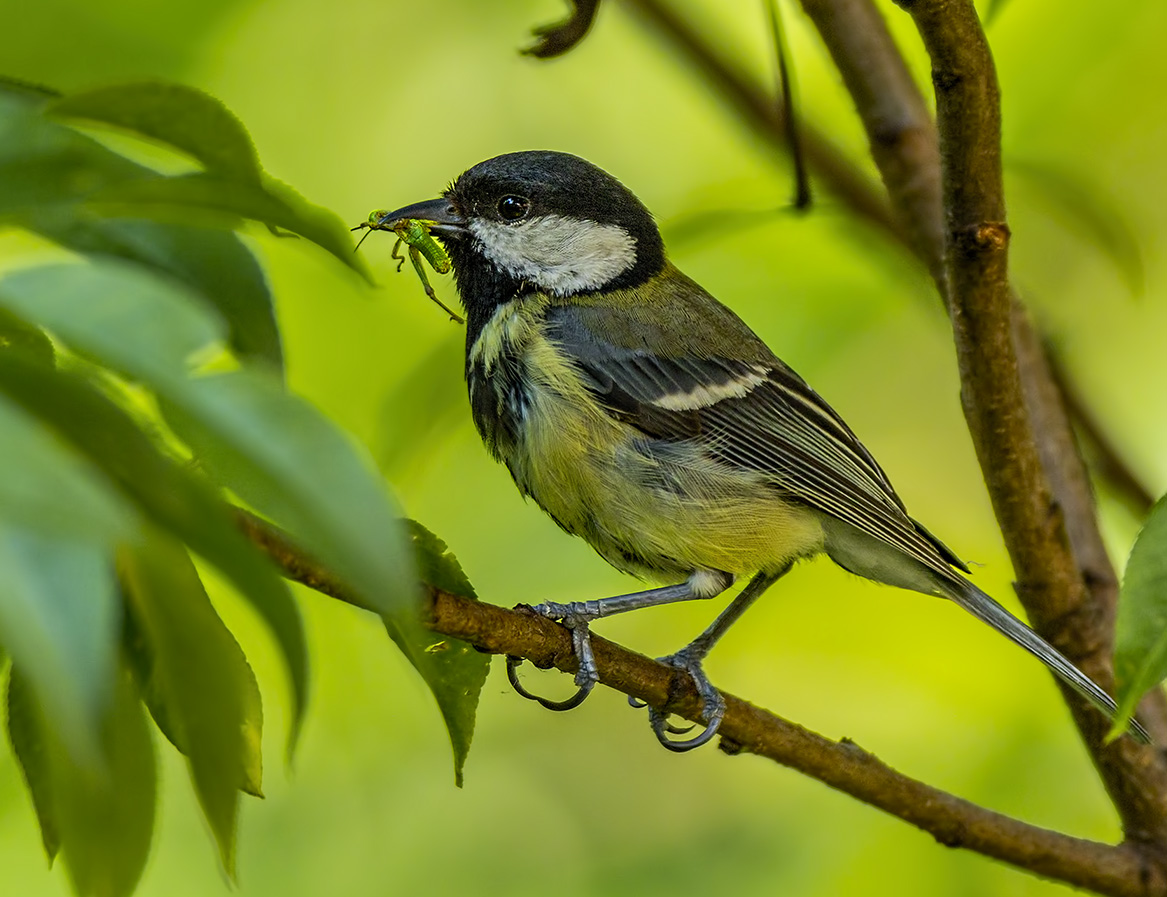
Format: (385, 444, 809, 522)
(2, 0, 1166, 894)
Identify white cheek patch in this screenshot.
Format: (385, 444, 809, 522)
(650, 367, 768, 411)
(470, 214, 637, 295)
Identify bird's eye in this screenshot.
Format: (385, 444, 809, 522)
(497, 195, 530, 221)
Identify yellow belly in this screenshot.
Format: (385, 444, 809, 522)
(504, 333, 825, 581)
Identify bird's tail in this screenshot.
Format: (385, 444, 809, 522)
(945, 577, 1150, 744)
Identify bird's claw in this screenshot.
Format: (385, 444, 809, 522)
(633, 650, 726, 752)
(506, 602, 600, 712)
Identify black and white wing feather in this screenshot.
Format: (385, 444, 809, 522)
(544, 299, 969, 583)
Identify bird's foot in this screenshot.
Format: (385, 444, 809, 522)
(506, 601, 601, 712)
(629, 648, 725, 752)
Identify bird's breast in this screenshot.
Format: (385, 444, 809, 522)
(466, 297, 615, 480)
(465, 298, 824, 579)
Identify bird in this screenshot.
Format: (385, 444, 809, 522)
(369, 150, 1149, 750)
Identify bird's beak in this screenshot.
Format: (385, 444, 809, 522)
(373, 198, 467, 236)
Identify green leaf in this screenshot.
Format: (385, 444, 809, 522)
(1009, 158, 1146, 296)
(0, 260, 411, 621)
(0, 76, 62, 104)
(121, 528, 263, 877)
(53, 664, 156, 897)
(0, 526, 121, 767)
(0, 93, 280, 370)
(408, 519, 477, 599)
(27, 213, 282, 372)
(0, 396, 135, 544)
(171, 371, 492, 781)
(0, 306, 54, 366)
(403, 521, 488, 787)
(86, 171, 369, 279)
(0, 93, 364, 285)
(0, 261, 224, 380)
(0, 356, 309, 752)
(165, 369, 417, 617)
(6, 669, 61, 860)
(0, 94, 149, 216)
(9, 664, 157, 895)
(1112, 494, 1167, 737)
(49, 82, 262, 185)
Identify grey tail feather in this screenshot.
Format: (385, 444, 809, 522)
(945, 577, 1151, 745)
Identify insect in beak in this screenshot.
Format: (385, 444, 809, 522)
(352, 201, 467, 324)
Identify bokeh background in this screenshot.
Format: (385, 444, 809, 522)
(2, 0, 1166, 894)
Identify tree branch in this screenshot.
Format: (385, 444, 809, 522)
(802, 0, 1166, 717)
(1046, 348, 1157, 518)
(236, 509, 1163, 897)
(797, 0, 945, 287)
(616, 0, 1156, 528)
(524, 0, 601, 58)
(618, 0, 902, 242)
(618, 0, 1167, 864)
(894, 0, 1167, 849)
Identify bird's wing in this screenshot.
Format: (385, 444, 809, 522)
(544, 296, 968, 578)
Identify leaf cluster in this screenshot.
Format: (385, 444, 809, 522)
(0, 78, 487, 897)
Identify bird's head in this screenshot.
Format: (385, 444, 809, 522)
(373, 152, 666, 316)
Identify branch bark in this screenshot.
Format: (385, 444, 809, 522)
(242, 4, 1167, 891)
(237, 509, 1164, 897)
(1047, 348, 1157, 518)
(894, 0, 1167, 851)
(620, 0, 1167, 849)
(560, 0, 1167, 884)
(617, 0, 1156, 521)
(798, 0, 945, 287)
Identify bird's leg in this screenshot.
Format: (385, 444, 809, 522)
(507, 569, 733, 712)
(635, 565, 790, 751)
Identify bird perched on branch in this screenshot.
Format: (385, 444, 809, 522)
(370, 150, 1148, 750)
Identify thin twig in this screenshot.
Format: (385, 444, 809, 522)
(237, 508, 1163, 897)
(524, 0, 602, 58)
(1047, 348, 1157, 517)
(800, 0, 1167, 748)
(797, 0, 944, 288)
(766, 0, 812, 209)
(894, 0, 1167, 848)
(616, 0, 1156, 520)
(618, 0, 900, 239)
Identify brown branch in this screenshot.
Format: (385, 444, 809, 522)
(237, 509, 1162, 896)
(1010, 310, 1167, 745)
(539, 0, 1167, 874)
(807, 0, 1167, 744)
(533, 0, 1167, 878)
(523, 0, 602, 58)
(431, 593, 1157, 896)
(797, 0, 1167, 846)
(618, 0, 902, 242)
(617, 0, 1156, 529)
(798, 0, 945, 288)
(1047, 348, 1157, 518)
(894, 0, 1167, 850)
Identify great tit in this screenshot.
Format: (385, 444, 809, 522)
(371, 150, 1148, 750)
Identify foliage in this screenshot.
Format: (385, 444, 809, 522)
(0, 80, 487, 896)
(1113, 495, 1167, 737)
(0, 0, 1166, 895)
